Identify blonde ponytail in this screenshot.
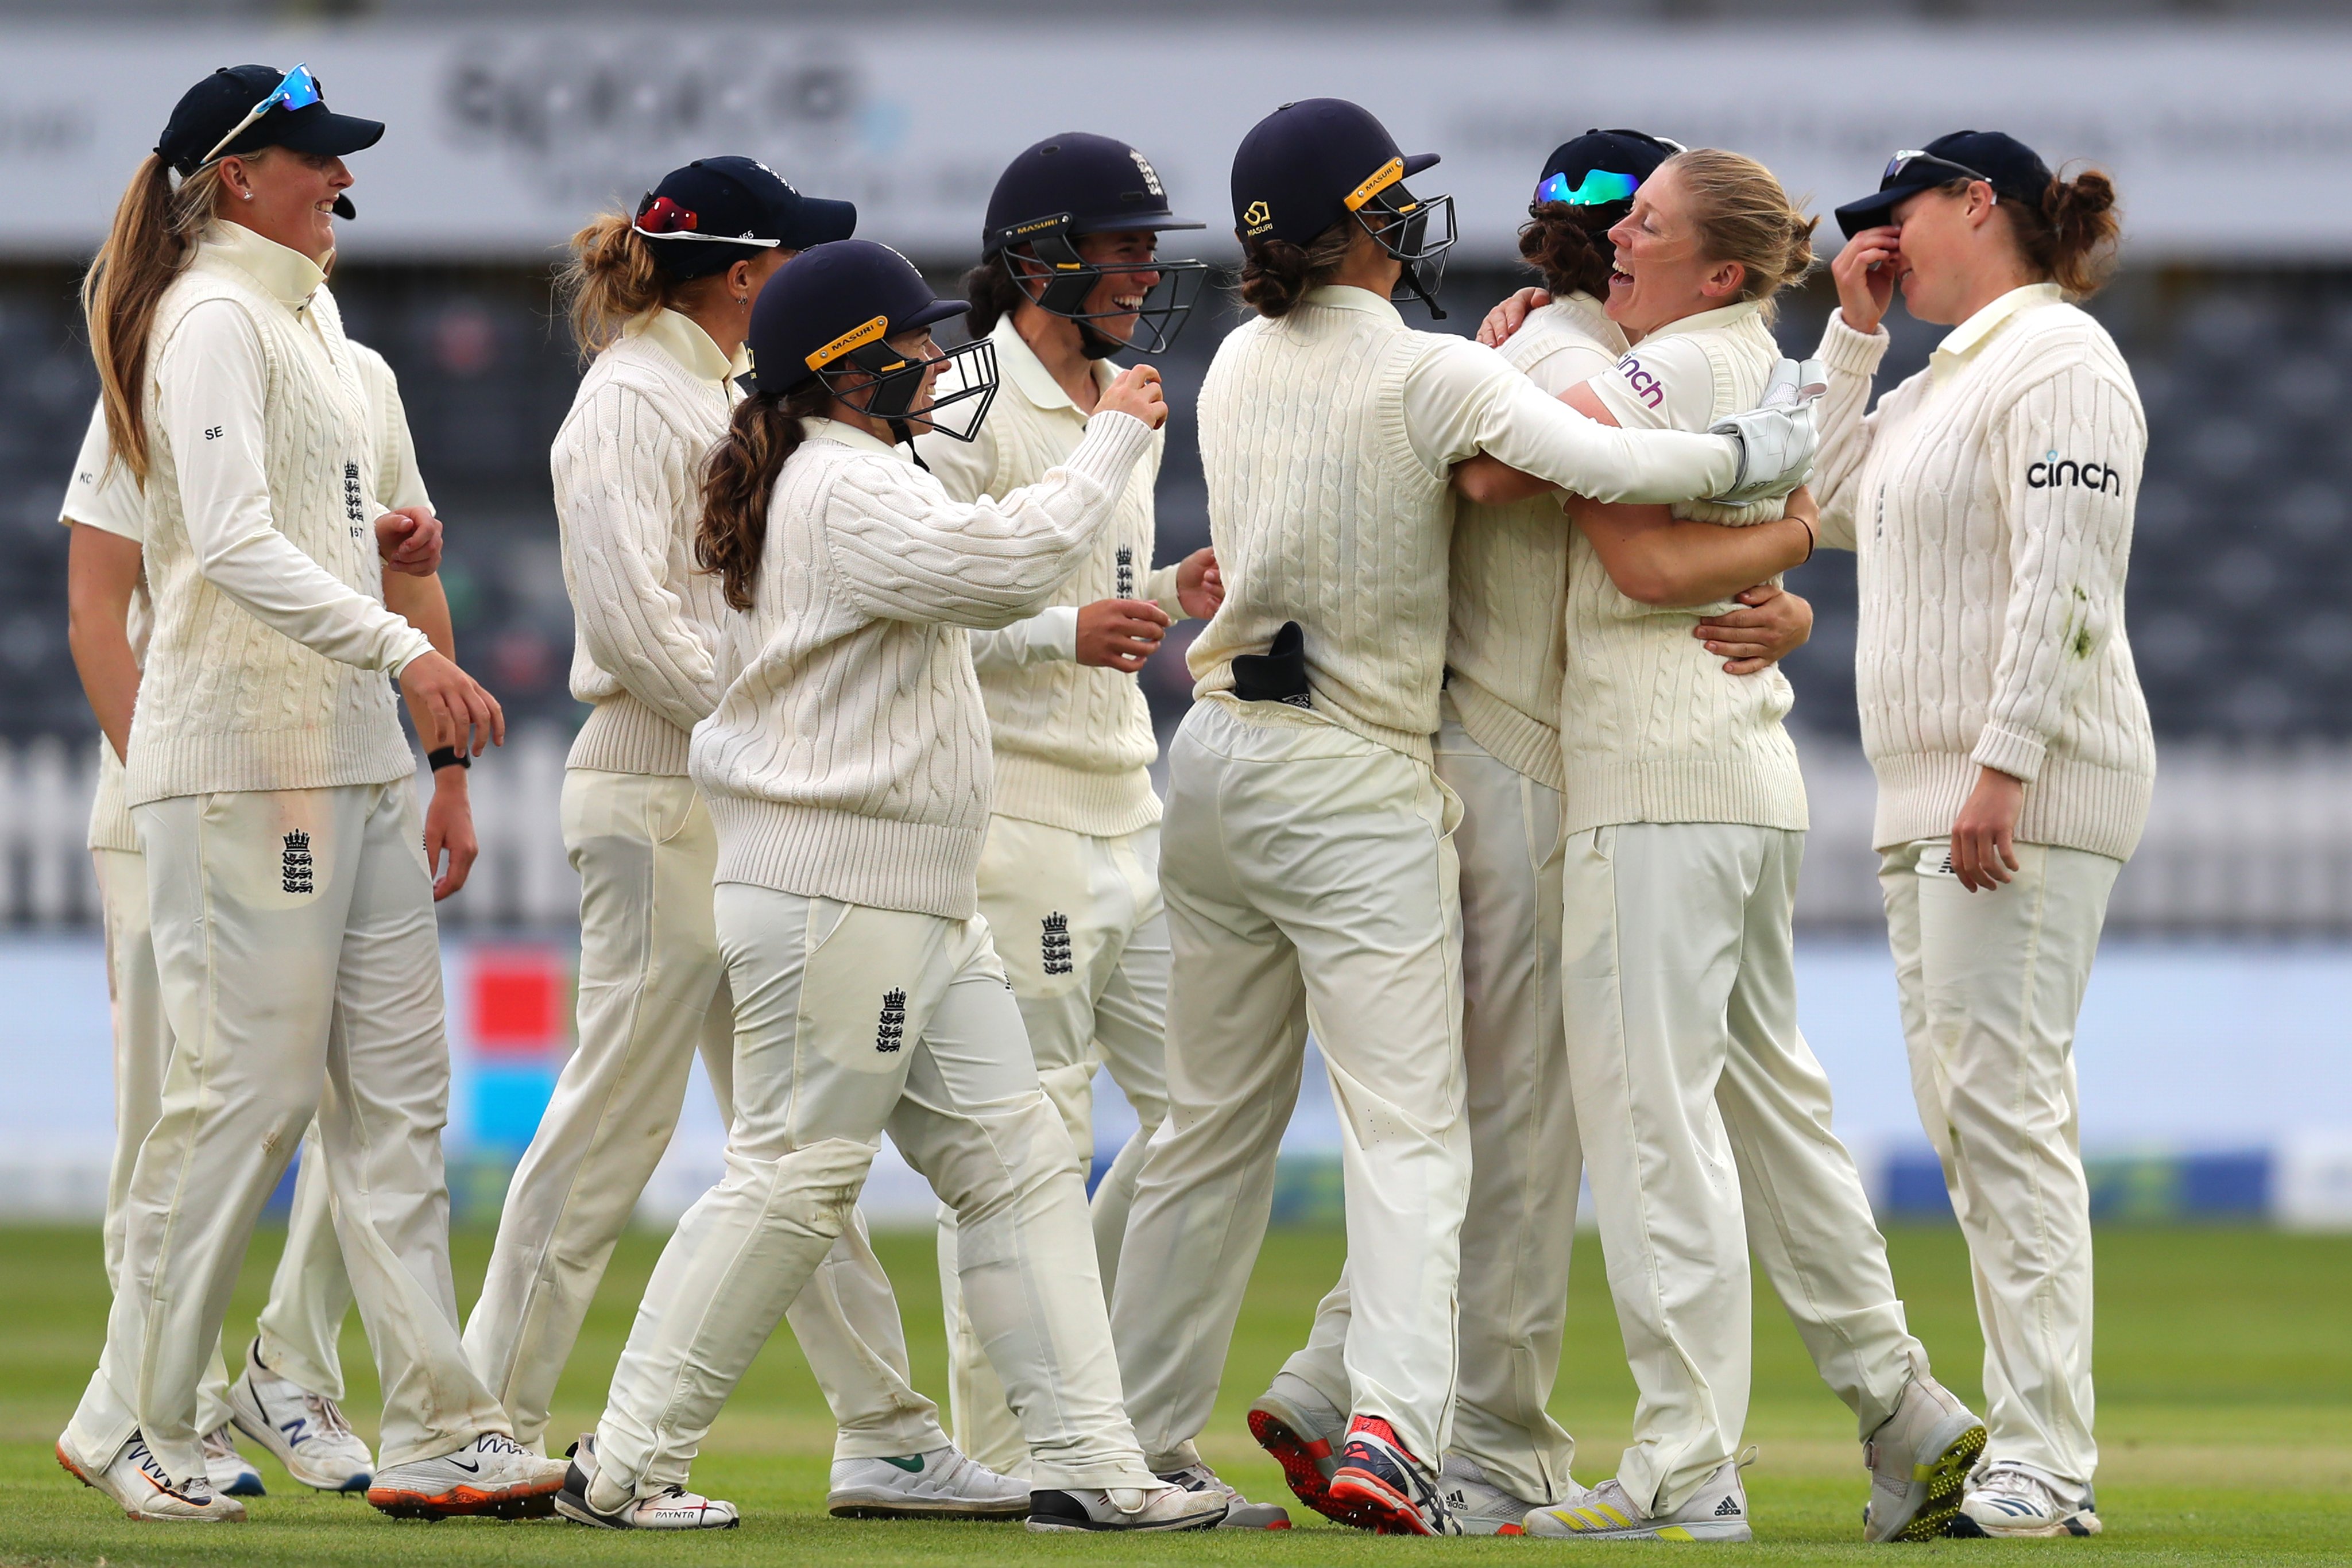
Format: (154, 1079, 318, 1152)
(83, 154, 228, 482)
(1666, 149, 1817, 317)
(556, 211, 668, 361)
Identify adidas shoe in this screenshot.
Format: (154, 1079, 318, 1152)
(1525, 1459, 1753, 1542)
(1247, 1371, 1359, 1524)
(1326, 1416, 1460, 1536)
(58, 1430, 246, 1522)
(367, 1431, 568, 1520)
(1438, 1453, 1559, 1536)
(555, 1434, 738, 1530)
(227, 1338, 373, 1493)
(1027, 1481, 1227, 1532)
(826, 1445, 1029, 1519)
(1952, 1463, 2102, 1538)
(1862, 1373, 1987, 1542)
(1156, 1461, 1291, 1528)
(202, 1424, 265, 1498)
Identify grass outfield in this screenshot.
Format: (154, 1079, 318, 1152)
(1, 1223, 2347, 1565)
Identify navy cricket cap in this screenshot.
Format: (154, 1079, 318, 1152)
(1230, 98, 1438, 247)
(1836, 130, 2054, 238)
(156, 64, 383, 179)
(982, 133, 1201, 255)
(1536, 129, 1680, 211)
(745, 240, 967, 397)
(634, 156, 857, 281)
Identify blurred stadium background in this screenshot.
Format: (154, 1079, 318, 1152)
(1, 1, 2349, 1234)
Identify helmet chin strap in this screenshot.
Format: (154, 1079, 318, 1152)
(1076, 320, 1126, 360)
(890, 417, 930, 470)
(1397, 262, 1446, 321)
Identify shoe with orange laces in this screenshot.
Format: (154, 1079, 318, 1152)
(1325, 1416, 1460, 1536)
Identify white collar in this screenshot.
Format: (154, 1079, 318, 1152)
(991, 314, 1115, 415)
(1933, 282, 2064, 376)
(1635, 296, 1766, 343)
(802, 415, 911, 463)
(630, 308, 744, 385)
(1301, 284, 1403, 324)
(1549, 291, 1625, 349)
(200, 221, 326, 312)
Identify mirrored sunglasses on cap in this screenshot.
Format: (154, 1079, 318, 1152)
(200, 62, 323, 165)
(1533, 168, 1641, 208)
(632, 193, 782, 246)
(1882, 149, 1995, 192)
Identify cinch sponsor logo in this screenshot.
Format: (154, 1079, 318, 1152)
(1616, 353, 1665, 410)
(2027, 449, 2122, 494)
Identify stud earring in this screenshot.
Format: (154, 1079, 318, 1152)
(241, 191, 253, 200)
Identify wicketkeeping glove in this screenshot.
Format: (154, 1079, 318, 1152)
(1707, 356, 1827, 506)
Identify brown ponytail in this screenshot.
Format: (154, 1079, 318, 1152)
(1667, 149, 1817, 316)
(557, 210, 668, 362)
(1517, 201, 1616, 300)
(1236, 218, 1354, 319)
(2013, 166, 2121, 298)
(961, 254, 1030, 339)
(696, 381, 832, 611)
(83, 154, 229, 482)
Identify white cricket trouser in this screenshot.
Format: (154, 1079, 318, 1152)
(464, 769, 944, 1459)
(69, 783, 507, 1480)
(594, 884, 1155, 1499)
(1276, 711, 1580, 1501)
(1110, 698, 1471, 1470)
(939, 814, 1171, 1477)
(94, 850, 352, 1424)
(1879, 837, 2119, 1495)
(1564, 822, 1923, 1516)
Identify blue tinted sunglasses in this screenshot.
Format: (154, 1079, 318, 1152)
(1533, 168, 1641, 208)
(202, 64, 323, 165)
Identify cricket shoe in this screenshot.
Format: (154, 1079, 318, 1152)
(1525, 1458, 1753, 1542)
(57, 1430, 246, 1522)
(1325, 1416, 1460, 1535)
(1027, 1481, 1227, 1532)
(1951, 1462, 2101, 1538)
(1156, 1461, 1291, 1528)
(555, 1434, 738, 1530)
(367, 1431, 568, 1519)
(1862, 1373, 1986, 1541)
(227, 1338, 373, 1492)
(1438, 1453, 1561, 1536)
(1247, 1371, 1363, 1524)
(826, 1445, 1029, 1519)
(202, 1424, 265, 1498)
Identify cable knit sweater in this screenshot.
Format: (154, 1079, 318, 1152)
(1813, 285, 2154, 860)
(691, 412, 1152, 919)
(129, 223, 431, 807)
(916, 316, 1183, 837)
(1446, 293, 1623, 791)
(1561, 297, 1806, 835)
(553, 309, 738, 777)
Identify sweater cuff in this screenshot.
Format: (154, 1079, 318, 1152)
(384, 628, 435, 677)
(1037, 604, 1080, 661)
(1971, 723, 2048, 783)
(1065, 409, 1153, 499)
(1817, 309, 1891, 377)
(1144, 562, 1186, 620)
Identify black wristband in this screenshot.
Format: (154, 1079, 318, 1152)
(427, 746, 470, 772)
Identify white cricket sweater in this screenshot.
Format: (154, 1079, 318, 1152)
(916, 316, 1182, 837)
(1561, 297, 1807, 835)
(691, 411, 1153, 919)
(1446, 293, 1624, 790)
(552, 309, 737, 777)
(1188, 285, 1741, 765)
(127, 223, 432, 808)
(1813, 284, 2154, 860)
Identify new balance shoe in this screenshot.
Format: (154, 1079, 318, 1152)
(1156, 1461, 1291, 1528)
(1525, 1459, 1753, 1542)
(1862, 1373, 1986, 1542)
(58, 1430, 246, 1522)
(1438, 1453, 1560, 1536)
(1247, 1372, 1357, 1524)
(367, 1431, 568, 1519)
(555, 1434, 738, 1530)
(202, 1424, 265, 1498)
(826, 1445, 1029, 1519)
(1027, 1481, 1227, 1532)
(1952, 1463, 2101, 1538)
(227, 1338, 373, 1493)
(1325, 1416, 1460, 1535)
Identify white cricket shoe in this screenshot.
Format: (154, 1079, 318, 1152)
(227, 1338, 374, 1492)
(1952, 1462, 2102, 1538)
(1156, 1461, 1291, 1528)
(366, 1431, 567, 1519)
(202, 1424, 265, 1498)
(1525, 1458, 1753, 1543)
(827, 1445, 1029, 1519)
(1027, 1480, 1227, 1532)
(58, 1430, 246, 1522)
(1438, 1453, 1558, 1536)
(555, 1434, 738, 1531)
(1863, 1373, 1986, 1541)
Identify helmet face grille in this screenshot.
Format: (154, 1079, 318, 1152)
(820, 335, 1000, 443)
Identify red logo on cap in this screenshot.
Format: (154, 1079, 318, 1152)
(637, 195, 699, 234)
